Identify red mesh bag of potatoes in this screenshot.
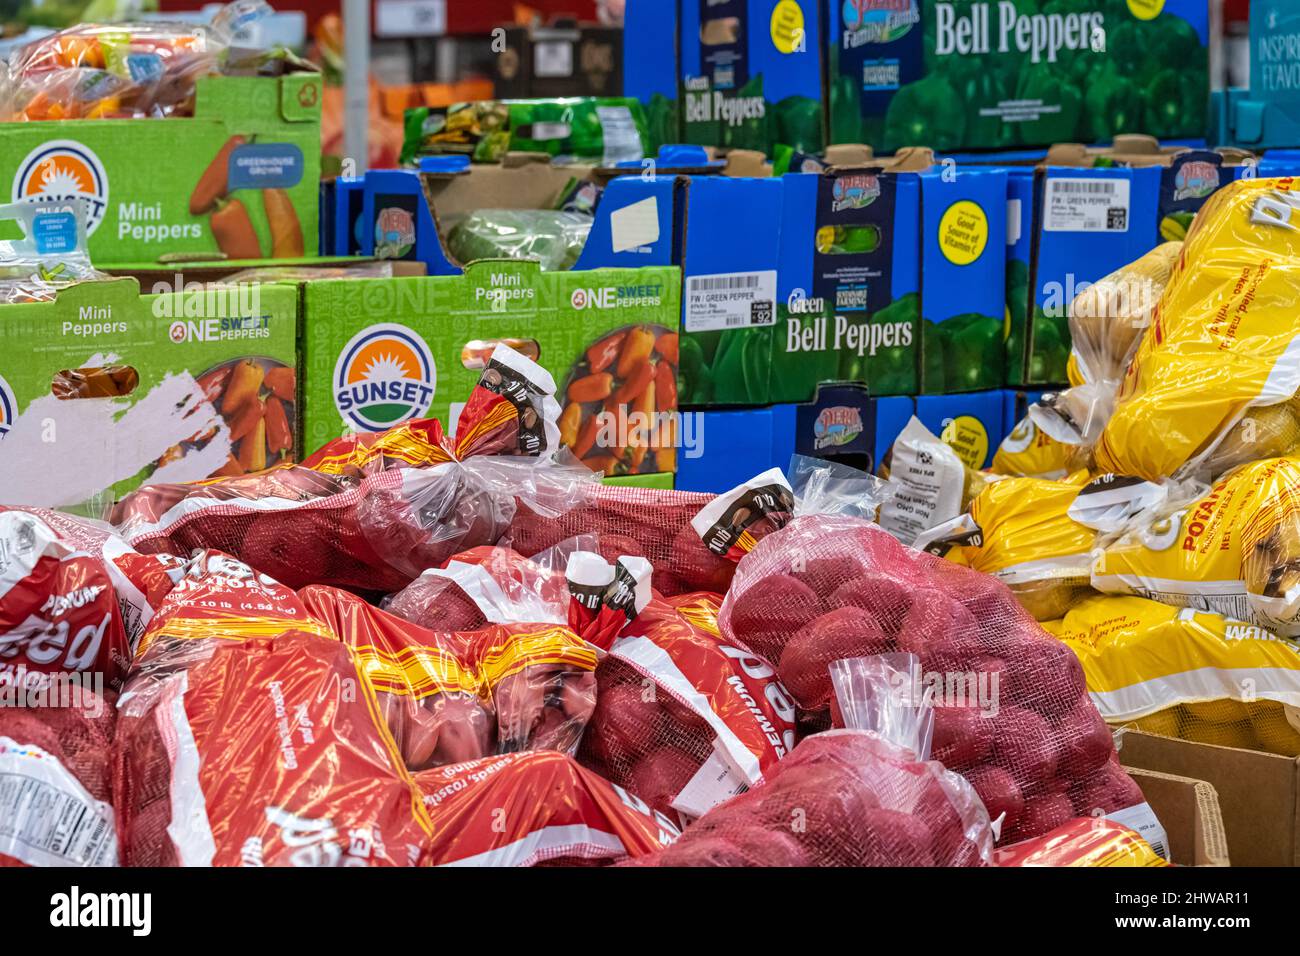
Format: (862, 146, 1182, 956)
(717, 510, 1160, 845)
(578, 591, 798, 825)
(505, 482, 735, 597)
(0, 506, 180, 690)
(415, 750, 680, 866)
(622, 655, 995, 866)
(0, 688, 118, 867)
(112, 345, 590, 592)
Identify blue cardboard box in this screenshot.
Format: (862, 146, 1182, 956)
(679, 0, 823, 157)
(918, 166, 1007, 394)
(770, 154, 924, 402)
(914, 389, 1005, 470)
(826, 0, 1210, 153)
(623, 0, 680, 151)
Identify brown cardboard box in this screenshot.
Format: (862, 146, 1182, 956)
(1120, 730, 1298, 867)
(1126, 766, 1230, 867)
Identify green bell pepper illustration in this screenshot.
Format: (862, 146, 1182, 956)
(774, 95, 824, 156)
(723, 74, 770, 153)
(1085, 65, 1142, 143)
(884, 75, 966, 152)
(1014, 63, 1083, 143)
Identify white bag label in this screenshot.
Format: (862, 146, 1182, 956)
(0, 737, 117, 867)
(878, 417, 965, 546)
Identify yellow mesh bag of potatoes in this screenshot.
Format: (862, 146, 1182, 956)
(1045, 592, 1300, 755)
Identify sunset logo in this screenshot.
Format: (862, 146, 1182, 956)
(0, 374, 15, 440)
(333, 324, 436, 432)
(11, 140, 109, 235)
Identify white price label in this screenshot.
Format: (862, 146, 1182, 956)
(374, 0, 447, 38)
(684, 270, 777, 333)
(534, 40, 574, 78)
(1043, 177, 1131, 233)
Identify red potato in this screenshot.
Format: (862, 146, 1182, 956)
(931, 705, 995, 770)
(792, 555, 863, 599)
(826, 575, 918, 633)
(779, 606, 892, 710)
(729, 572, 822, 637)
(993, 706, 1060, 788)
(589, 682, 666, 768)
(1010, 793, 1074, 843)
(966, 766, 1024, 834)
(896, 591, 981, 655)
(631, 746, 699, 817)
(1053, 699, 1114, 774)
(1069, 758, 1145, 817)
(1008, 638, 1087, 717)
(858, 809, 937, 867)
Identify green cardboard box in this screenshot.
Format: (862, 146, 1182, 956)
(0, 73, 321, 267)
(302, 259, 683, 478)
(0, 276, 300, 512)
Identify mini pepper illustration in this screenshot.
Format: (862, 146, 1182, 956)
(190, 135, 246, 215)
(210, 198, 263, 260)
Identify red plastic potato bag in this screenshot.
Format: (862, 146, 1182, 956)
(112, 551, 431, 866)
(0, 506, 178, 691)
(113, 346, 586, 592)
(415, 750, 679, 866)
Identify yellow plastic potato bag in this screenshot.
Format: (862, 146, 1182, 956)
(1091, 455, 1300, 634)
(993, 243, 1181, 479)
(1046, 593, 1300, 756)
(917, 471, 1097, 620)
(1096, 178, 1300, 481)
(992, 416, 1085, 480)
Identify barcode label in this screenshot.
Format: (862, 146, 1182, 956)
(684, 270, 777, 332)
(1043, 177, 1131, 233)
(0, 738, 117, 867)
(597, 106, 644, 167)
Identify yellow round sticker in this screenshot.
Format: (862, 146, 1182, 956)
(941, 415, 990, 470)
(1126, 0, 1165, 20)
(938, 200, 989, 266)
(771, 0, 805, 55)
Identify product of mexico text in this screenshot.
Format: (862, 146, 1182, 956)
(415, 751, 679, 866)
(1096, 177, 1300, 482)
(1045, 593, 1300, 757)
(0, 506, 179, 692)
(112, 345, 586, 592)
(710, 460, 1164, 847)
(113, 550, 433, 866)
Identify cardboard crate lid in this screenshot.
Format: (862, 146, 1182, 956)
(1120, 729, 1300, 867)
(1126, 766, 1230, 867)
